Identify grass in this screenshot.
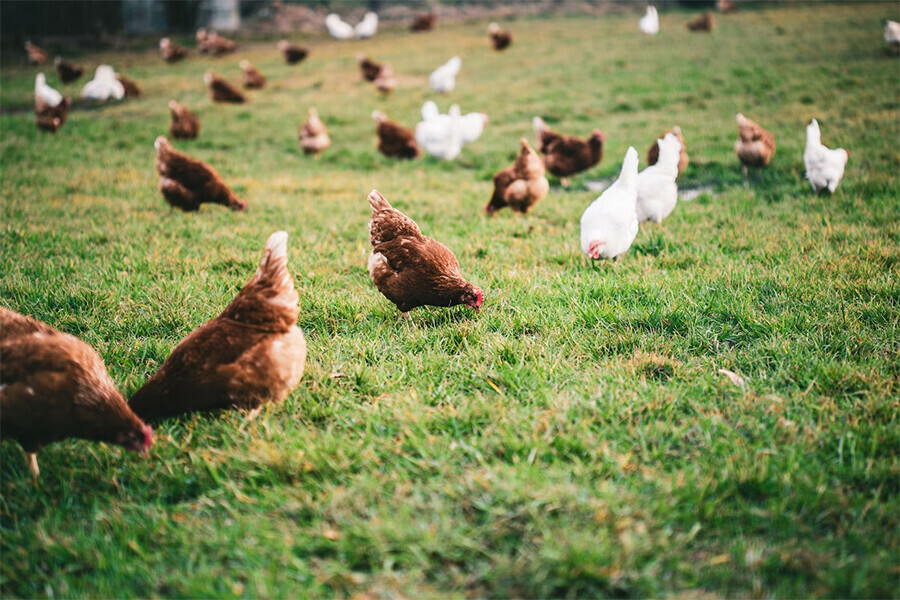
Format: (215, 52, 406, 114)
(1, 3, 898, 597)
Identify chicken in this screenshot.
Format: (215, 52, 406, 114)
(639, 6, 660, 35)
(168, 100, 200, 140)
(533, 116, 606, 185)
(429, 56, 461, 93)
(885, 21, 900, 53)
(735, 113, 775, 179)
(0, 307, 153, 478)
(488, 23, 513, 50)
(646, 126, 689, 177)
(204, 70, 246, 103)
(154, 136, 246, 211)
(416, 104, 463, 160)
(325, 14, 356, 39)
(486, 139, 549, 215)
(358, 55, 383, 82)
(116, 73, 142, 98)
(160, 37, 188, 63)
(804, 118, 849, 194)
(196, 28, 210, 53)
(197, 29, 237, 56)
(80, 65, 125, 101)
(421, 102, 489, 145)
(54, 57, 84, 84)
(35, 72, 63, 108)
(367, 189, 483, 315)
(687, 11, 714, 32)
(580, 147, 640, 260)
(410, 12, 437, 32)
(34, 73, 70, 133)
(636, 133, 681, 223)
(299, 107, 330, 157)
(355, 12, 379, 39)
(373, 111, 420, 160)
(239, 60, 266, 89)
(717, 0, 739, 13)
(278, 40, 309, 65)
(129, 232, 306, 422)
(25, 41, 47, 65)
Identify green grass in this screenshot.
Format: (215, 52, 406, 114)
(2, 3, 898, 597)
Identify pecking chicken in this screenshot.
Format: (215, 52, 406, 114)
(410, 12, 437, 32)
(0, 307, 153, 478)
(197, 29, 237, 56)
(154, 136, 246, 211)
(486, 138, 549, 215)
(54, 56, 84, 84)
(373, 111, 421, 160)
(116, 73, 142, 98)
(160, 37, 188, 63)
(299, 107, 330, 157)
(325, 14, 356, 39)
(533, 116, 606, 185)
(639, 6, 660, 35)
(687, 11, 714, 32)
(646, 126, 689, 177)
(419, 101, 488, 146)
(358, 55, 383, 82)
(168, 100, 200, 140)
(884, 21, 900, 54)
(804, 118, 849, 194)
(239, 60, 266, 89)
(34, 73, 70, 133)
(429, 56, 461, 93)
(25, 41, 47, 65)
(80, 65, 125, 101)
(416, 104, 463, 160)
(580, 147, 640, 260)
(205, 70, 246, 103)
(129, 232, 306, 422)
(488, 23, 513, 50)
(636, 133, 681, 223)
(367, 189, 483, 315)
(355, 12, 379, 38)
(373, 63, 397, 94)
(278, 40, 309, 65)
(735, 113, 775, 179)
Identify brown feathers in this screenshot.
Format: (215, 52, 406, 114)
(35, 96, 70, 133)
(487, 139, 549, 215)
(239, 60, 266, 89)
(299, 107, 330, 157)
(358, 55, 382, 82)
(372, 111, 420, 159)
(54, 57, 84, 84)
(154, 136, 246, 211)
(687, 12, 714, 32)
(647, 126, 689, 177)
(488, 23, 513, 51)
(410, 12, 437, 32)
(128, 232, 306, 422)
(116, 74, 142, 98)
(168, 100, 200, 140)
(278, 40, 309, 65)
(358, 56, 396, 94)
(160, 37, 188, 63)
(533, 117, 606, 180)
(735, 113, 776, 171)
(25, 41, 47, 65)
(205, 70, 246, 103)
(197, 29, 237, 55)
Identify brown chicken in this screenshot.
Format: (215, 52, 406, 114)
(197, 29, 237, 56)
(35, 96, 70, 134)
(486, 139, 549, 215)
(54, 57, 84, 84)
(204, 70, 246, 103)
(373, 63, 397, 95)
(410, 12, 437, 32)
(160, 37, 188, 63)
(239, 60, 266, 89)
(154, 136, 246, 211)
(168, 100, 200, 140)
(299, 107, 330, 157)
(646, 126, 689, 177)
(735, 113, 776, 179)
(367, 190, 483, 315)
(116, 74, 142, 98)
(278, 40, 309, 65)
(129, 232, 306, 422)
(0, 307, 153, 478)
(488, 23, 513, 51)
(372, 111, 420, 160)
(533, 116, 606, 185)
(358, 55, 382, 82)
(687, 12, 714, 32)
(717, 0, 739, 13)
(25, 41, 47, 65)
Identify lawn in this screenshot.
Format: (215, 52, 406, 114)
(1, 3, 898, 597)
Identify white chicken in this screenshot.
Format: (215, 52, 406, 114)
(80, 65, 125, 101)
(416, 104, 463, 160)
(580, 147, 640, 260)
(355, 12, 379, 38)
(636, 133, 681, 223)
(35, 73, 63, 107)
(885, 20, 900, 44)
(326, 14, 356, 39)
(804, 118, 849, 194)
(419, 101, 488, 145)
(429, 56, 462, 93)
(639, 6, 660, 35)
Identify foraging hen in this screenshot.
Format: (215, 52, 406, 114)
(646, 126, 689, 177)
(373, 111, 421, 160)
(687, 11, 714, 31)
(411, 12, 437, 32)
(580, 147, 640, 260)
(25, 41, 47, 65)
(239, 60, 266, 89)
(325, 14, 356, 39)
(299, 107, 330, 157)
(355, 12, 379, 39)
(197, 29, 237, 55)
(0, 307, 153, 478)
(416, 104, 463, 160)
(367, 190, 483, 315)
(636, 133, 681, 223)
(205, 70, 246, 103)
(735, 113, 775, 178)
(278, 40, 309, 65)
(488, 23, 513, 50)
(430, 56, 461, 93)
(639, 6, 659, 35)
(80, 65, 125, 101)
(160, 37, 188, 63)
(116, 73, 142, 98)
(486, 138, 549, 215)
(129, 232, 306, 422)
(168, 100, 200, 140)
(55, 57, 84, 84)
(533, 116, 606, 185)
(34, 73, 70, 133)
(154, 136, 246, 211)
(804, 118, 849, 194)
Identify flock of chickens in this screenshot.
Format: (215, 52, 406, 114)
(6, 5, 858, 478)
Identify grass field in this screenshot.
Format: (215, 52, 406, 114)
(2, 3, 899, 597)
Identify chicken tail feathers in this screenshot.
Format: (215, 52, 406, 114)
(256, 231, 290, 286)
(368, 189, 391, 213)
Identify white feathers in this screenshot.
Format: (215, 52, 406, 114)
(416, 104, 463, 160)
(885, 20, 900, 45)
(35, 73, 63, 107)
(804, 119, 849, 194)
(80, 65, 124, 101)
(580, 147, 640, 260)
(639, 6, 660, 35)
(418, 101, 488, 148)
(636, 133, 681, 223)
(429, 56, 462, 93)
(325, 14, 356, 39)
(355, 12, 379, 38)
